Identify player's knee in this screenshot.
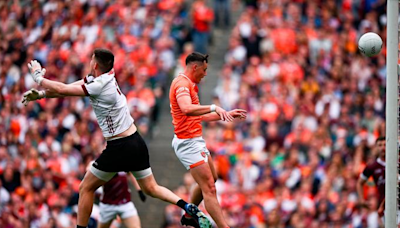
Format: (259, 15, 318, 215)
(79, 180, 97, 193)
(141, 184, 157, 197)
(201, 182, 217, 197)
(79, 181, 88, 194)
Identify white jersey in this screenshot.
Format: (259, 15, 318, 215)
(82, 69, 133, 138)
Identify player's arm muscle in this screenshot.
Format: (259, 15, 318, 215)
(177, 95, 213, 116)
(357, 177, 368, 201)
(44, 90, 65, 98)
(202, 112, 221, 121)
(69, 79, 84, 85)
(41, 78, 86, 96)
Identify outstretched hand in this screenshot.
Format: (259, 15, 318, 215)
(27, 60, 46, 84)
(216, 106, 234, 122)
(229, 109, 247, 120)
(21, 88, 45, 106)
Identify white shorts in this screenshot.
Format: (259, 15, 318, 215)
(172, 135, 210, 170)
(99, 202, 138, 223)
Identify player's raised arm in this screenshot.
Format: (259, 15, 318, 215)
(357, 175, 369, 208)
(22, 74, 93, 106)
(27, 60, 86, 97)
(69, 74, 95, 86)
(41, 80, 86, 97)
(69, 79, 84, 85)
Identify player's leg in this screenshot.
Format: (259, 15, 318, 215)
(128, 132, 211, 228)
(77, 170, 109, 227)
(98, 221, 113, 228)
(190, 155, 218, 205)
(173, 136, 222, 227)
(122, 216, 141, 228)
(133, 169, 181, 203)
(190, 162, 228, 228)
(78, 149, 117, 228)
(119, 202, 141, 228)
(97, 203, 117, 228)
(132, 169, 211, 228)
(182, 155, 218, 227)
(127, 133, 182, 204)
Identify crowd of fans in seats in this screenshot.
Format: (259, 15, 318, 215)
(0, 0, 194, 227)
(163, 0, 389, 227)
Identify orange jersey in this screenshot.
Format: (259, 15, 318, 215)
(169, 74, 203, 139)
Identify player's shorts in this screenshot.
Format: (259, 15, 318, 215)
(172, 135, 210, 170)
(99, 202, 138, 223)
(91, 132, 152, 181)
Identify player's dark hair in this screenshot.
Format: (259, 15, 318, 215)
(185, 52, 208, 65)
(376, 136, 385, 144)
(93, 48, 114, 73)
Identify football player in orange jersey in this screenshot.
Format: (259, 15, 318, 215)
(170, 52, 247, 228)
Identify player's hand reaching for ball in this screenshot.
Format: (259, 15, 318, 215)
(21, 88, 46, 106)
(27, 60, 46, 85)
(215, 106, 234, 122)
(229, 109, 247, 120)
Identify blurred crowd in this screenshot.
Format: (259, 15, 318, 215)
(164, 0, 390, 228)
(0, 0, 204, 227)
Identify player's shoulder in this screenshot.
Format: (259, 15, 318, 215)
(172, 75, 187, 83)
(172, 75, 191, 88)
(93, 76, 104, 83)
(86, 75, 104, 85)
(365, 159, 383, 170)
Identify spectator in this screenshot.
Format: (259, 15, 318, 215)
(191, 0, 214, 54)
(213, 0, 231, 28)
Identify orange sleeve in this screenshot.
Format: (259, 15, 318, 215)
(174, 79, 191, 100)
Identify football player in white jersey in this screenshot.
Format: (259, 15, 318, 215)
(22, 49, 212, 228)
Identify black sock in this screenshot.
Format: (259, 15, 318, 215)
(77, 225, 86, 228)
(176, 199, 188, 210)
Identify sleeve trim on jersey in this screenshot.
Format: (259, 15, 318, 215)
(176, 93, 190, 99)
(360, 173, 368, 180)
(82, 85, 89, 96)
(84, 76, 88, 83)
